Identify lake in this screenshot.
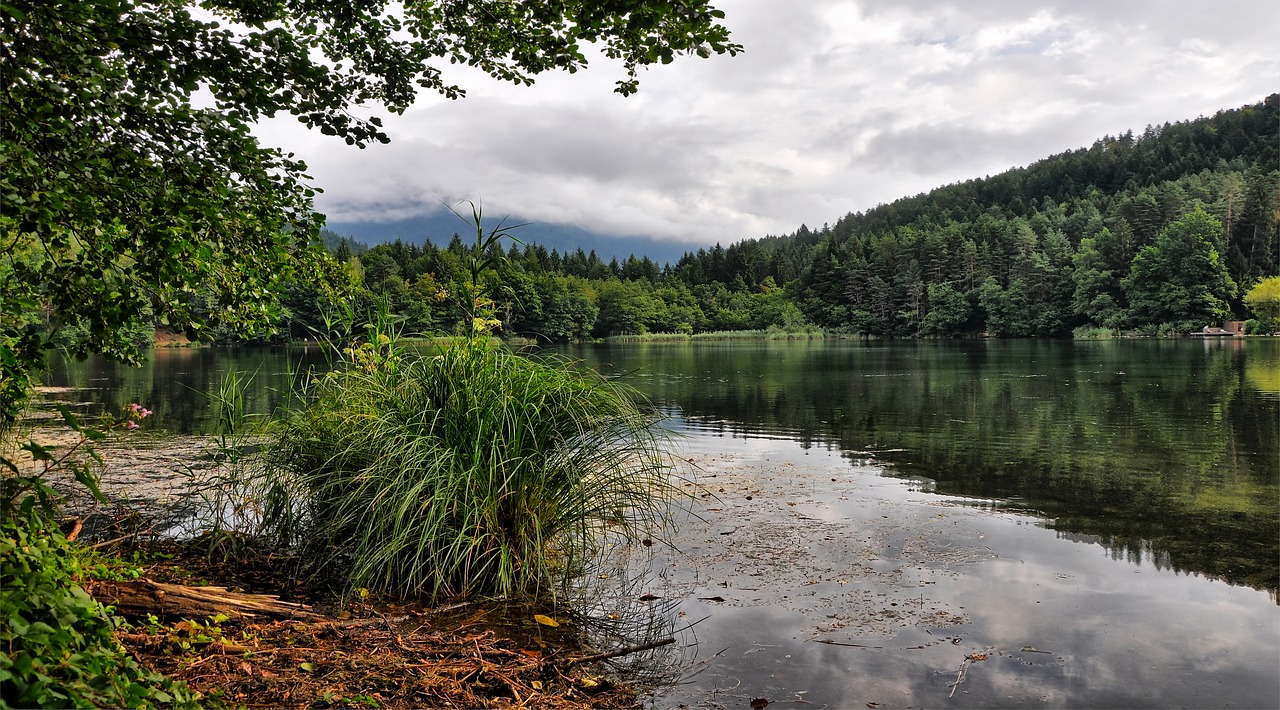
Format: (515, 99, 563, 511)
(37, 338, 1280, 708)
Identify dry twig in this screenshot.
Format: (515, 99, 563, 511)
(565, 637, 675, 666)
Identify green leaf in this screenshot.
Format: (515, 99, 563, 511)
(71, 464, 108, 505)
(55, 404, 83, 432)
(0, 3, 27, 21)
(20, 441, 53, 462)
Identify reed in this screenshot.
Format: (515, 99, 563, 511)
(604, 326, 826, 344)
(604, 333, 691, 343)
(266, 334, 677, 600)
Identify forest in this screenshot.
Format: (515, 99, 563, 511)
(29, 94, 1278, 353)
(272, 95, 1278, 343)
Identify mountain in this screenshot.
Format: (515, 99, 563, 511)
(324, 212, 698, 266)
(305, 96, 1278, 342)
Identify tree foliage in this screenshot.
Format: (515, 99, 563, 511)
(226, 96, 1278, 345)
(1243, 275, 1280, 328)
(765, 96, 1278, 337)
(0, 0, 740, 424)
(1122, 207, 1236, 331)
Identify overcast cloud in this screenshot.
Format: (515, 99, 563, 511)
(256, 0, 1280, 247)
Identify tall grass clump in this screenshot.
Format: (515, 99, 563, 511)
(604, 333, 691, 344)
(267, 329, 676, 601)
(266, 203, 680, 600)
(765, 323, 825, 340)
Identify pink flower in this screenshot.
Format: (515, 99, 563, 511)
(126, 421, 139, 429)
(139, 408, 152, 418)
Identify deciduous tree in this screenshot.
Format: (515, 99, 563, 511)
(0, 0, 740, 424)
(1122, 206, 1236, 331)
(1242, 275, 1280, 329)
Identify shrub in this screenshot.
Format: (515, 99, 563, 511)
(1072, 326, 1115, 339)
(1, 480, 200, 708)
(266, 335, 677, 600)
(1244, 317, 1279, 335)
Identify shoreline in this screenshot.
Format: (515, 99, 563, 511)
(8, 422, 1278, 708)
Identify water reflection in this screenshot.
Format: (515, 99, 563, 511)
(563, 339, 1279, 596)
(40, 346, 329, 433)
(633, 432, 1279, 709)
(30, 339, 1280, 707)
(38, 340, 1280, 595)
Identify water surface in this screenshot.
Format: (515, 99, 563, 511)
(37, 338, 1280, 707)
(562, 339, 1279, 595)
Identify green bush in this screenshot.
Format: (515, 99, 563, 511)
(0, 513, 201, 709)
(1, 407, 200, 708)
(1072, 326, 1115, 339)
(1243, 318, 1278, 335)
(266, 335, 677, 600)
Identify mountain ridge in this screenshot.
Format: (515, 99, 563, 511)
(324, 213, 698, 266)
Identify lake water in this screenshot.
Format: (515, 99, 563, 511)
(38, 338, 1280, 708)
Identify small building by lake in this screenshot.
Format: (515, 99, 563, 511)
(1192, 321, 1245, 336)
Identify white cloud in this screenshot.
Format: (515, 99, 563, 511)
(259, 0, 1280, 248)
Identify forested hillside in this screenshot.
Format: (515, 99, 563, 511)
(784, 94, 1278, 336)
(289, 95, 1278, 341)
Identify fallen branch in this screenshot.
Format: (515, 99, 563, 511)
(89, 523, 161, 551)
(812, 639, 883, 649)
(312, 615, 410, 631)
(947, 651, 989, 698)
(90, 533, 137, 550)
(61, 517, 83, 542)
(948, 661, 969, 698)
(564, 637, 674, 667)
(428, 600, 476, 615)
(90, 579, 321, 621)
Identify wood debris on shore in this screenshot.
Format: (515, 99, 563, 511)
(118, 615, 641, 708)
(92, 545, 657, 709)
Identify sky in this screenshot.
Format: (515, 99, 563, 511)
(256, 0, 1280, 249)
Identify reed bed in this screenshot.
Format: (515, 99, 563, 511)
(264, 336, 677, 601)
(604, 326, 825, 344)
(700, 326, 825, 341)
(603, 333, 692, 343)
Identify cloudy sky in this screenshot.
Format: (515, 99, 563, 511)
(258, 0, 1279, 248)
